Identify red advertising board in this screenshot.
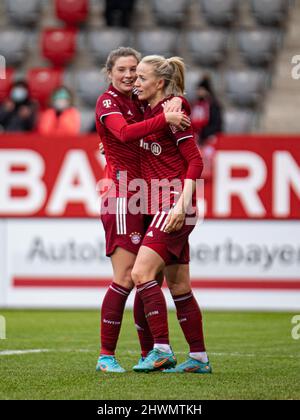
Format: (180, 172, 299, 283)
(1, 134, 300, 307)
(0, 134, 299, 219)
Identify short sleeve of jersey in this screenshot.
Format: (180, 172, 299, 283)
(168, 122, 194, 146)
(167, 97, 194, 146)
(96, 94, 123, 124)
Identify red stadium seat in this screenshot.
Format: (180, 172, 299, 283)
(55, 0, 88, 26)
(42, 28, 77, 67)
(0, 68, 14, 102)
(27, 68, 63, 108)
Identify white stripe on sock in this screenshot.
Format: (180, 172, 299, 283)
(173, 293, 193, 302)
(109, 285, 128, 297)
(137, 281, 157, 293)
(111, 284, 130, 296)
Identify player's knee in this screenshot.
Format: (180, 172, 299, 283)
(114, 267, 134, 289)
(169, 281, 191, 296)
(131, 267, 150, 286)
(131, 268, 142, 285)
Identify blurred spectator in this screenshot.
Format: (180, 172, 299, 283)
(104, 0, 135, 27)
(190, 76, 223, 179)
(37, 86, 80, 136)
(191, 75, 223, 146)
(0, 81, 37, 132)
(89, 121, 96, 133)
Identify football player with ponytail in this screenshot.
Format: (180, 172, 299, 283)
(131, 55, 212, 374)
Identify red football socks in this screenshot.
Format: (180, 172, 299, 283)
(100, 282, 131, 355)
(133, 291, 154, 357)
(173, 291, 206, 352)
(136, 280, 169, 345)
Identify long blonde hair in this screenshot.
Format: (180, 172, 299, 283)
(140, 55, 185, 96)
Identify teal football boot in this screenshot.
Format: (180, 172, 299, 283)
(133, 348, 176, 372)
(162, 357, 212, 374)
(96, 355, 126, 373)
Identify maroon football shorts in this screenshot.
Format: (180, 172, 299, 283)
(142, 211, 197, 266)
(101, 196, 145, 256)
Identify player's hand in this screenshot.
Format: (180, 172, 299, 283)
(164, 207, 185, 233)
(99, 141, 105, 155)
(162, 97, 182, 113)
(164, 111, 191, 130)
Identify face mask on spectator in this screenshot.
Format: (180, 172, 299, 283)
(52, 89, 72, 112)
(53, 98, 70, 112)
(11, 87, 28, 103)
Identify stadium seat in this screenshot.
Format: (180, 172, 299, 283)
(185, 69, 205, 102)
(185, 69, 220, 103)
(27, 68, 63, 108)
(151, 0, 189, 26)
(136, 29, 178, 57)
(74, 69, 107, 107)
(88, 29, 131, 65)
(186, 30, 228, 67)
(55, 0, 88, 26)
(237, 29, 280, 67)
(250, 0, 289, 26)
(79, 108, 95, 133)
(225, 70, 267, 107)
(4, 0, 42, 25)
(224, 108, 256, 133)
(42, 28, 77, 67)
(199, 0, 239, 26)
(0, 30, 28, 66)
(0, 68, 15, 102)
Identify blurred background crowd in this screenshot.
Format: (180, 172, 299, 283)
(0, 0, 299, 147)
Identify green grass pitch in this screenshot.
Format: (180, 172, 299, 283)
(0, 310, 299, 400)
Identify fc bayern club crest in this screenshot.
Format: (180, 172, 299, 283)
(130, 232, 142, 245)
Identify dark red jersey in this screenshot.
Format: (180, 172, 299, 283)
(140, 97, 203, 213)
(96, 84, 167, 198)
(95, 84, 144, 193)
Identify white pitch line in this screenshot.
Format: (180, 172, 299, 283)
(123, 350, 300, 359)
(1, 349, 299, 359)
(0, 348, 95, 357)
(0, 349, 50, 356)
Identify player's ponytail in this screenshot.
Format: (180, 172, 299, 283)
(165, 57, 185, 97)
(140, 55, 185, 96)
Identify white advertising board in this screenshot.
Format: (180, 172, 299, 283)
(189, 220, 300, 279)
(1, 218, 300, 311)
(0, 220, 5, 307)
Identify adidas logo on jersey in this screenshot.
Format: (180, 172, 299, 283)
(146, 231, 154, 237)
(127, 110, 133, 116)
